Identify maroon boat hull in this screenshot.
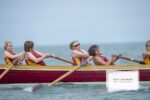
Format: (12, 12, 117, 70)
(0, 69, 150, 84)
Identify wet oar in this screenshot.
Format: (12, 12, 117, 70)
(31, 57, 74, 92)
(52, 56, 73, 65)
(32, 64, 82, 92)
(48, 65, 81, 86)
(116, 55, 145, 64)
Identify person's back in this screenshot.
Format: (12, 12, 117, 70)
(143, 40, 150, 65)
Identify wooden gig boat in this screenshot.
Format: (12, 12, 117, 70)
(0, 64, 150, 84)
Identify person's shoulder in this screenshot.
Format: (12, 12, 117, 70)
(32, 50, 37, 53)
(143, 51, 150, 58)
(143, 52, 148, 55)
(72, 50, 81, 57)
(4, 50, 8, 53)
(33, 50, 41, 54)
(4, 50, 9, 55)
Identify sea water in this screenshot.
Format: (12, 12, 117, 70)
(0, 42, 150, 100)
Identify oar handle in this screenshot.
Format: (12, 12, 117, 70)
(53, 56, 73, 65)
(116, 55, 145, 64)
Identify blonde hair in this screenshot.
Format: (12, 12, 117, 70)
(4, 41, 12, 50)
(69, 40, 79, 50)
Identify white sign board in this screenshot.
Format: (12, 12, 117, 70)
(106, 70, 139, 92)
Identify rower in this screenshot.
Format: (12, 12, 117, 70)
(143, 40, 150, 65)
(88, 45, 117, 65)
(69, 41, 90, 66)
(24, 41, 53, 66)
(4, 41, 24, 65)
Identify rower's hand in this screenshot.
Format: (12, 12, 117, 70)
(43, 54, 51, 58)
(45, 54, 55, 58)
(49, 54, 55, 58)
(111, 53, 122, 61)
(111, 53, 117, 58)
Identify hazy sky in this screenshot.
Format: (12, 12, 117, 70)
(0, 0, 150, 46)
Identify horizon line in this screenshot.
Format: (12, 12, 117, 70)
(0, 41, 146, 48)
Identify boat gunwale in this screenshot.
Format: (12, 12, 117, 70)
(0, 64, 150, 71)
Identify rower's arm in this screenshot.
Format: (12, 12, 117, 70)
(107, 57, 116, 65)
(34, 50, 54, 58)
(80, 49, 89, 55)
(95, 56, 109, 65)
(107, 54, 118, 65)
(4, 51, 24, 59)
(34, 50, 45, 56)
(73, 50, 89, 58)
(27, 52, 46, 63)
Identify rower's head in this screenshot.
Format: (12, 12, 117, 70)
(24, 41, 34, 52)
(146, 40, 150, 51)
(88, 45, 101, 56)
(70, 41, 80, 50)
(4, 41, 13, 52)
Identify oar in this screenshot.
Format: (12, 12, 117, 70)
(115, 55, 145, 64)
(0, 59, 18, 80)
(32, 64, 82, 92)
(31, 56, 74, 92)
(48, 65, 81, 86)
(52, 56, 73, 65)
(0, 64, 13, 80)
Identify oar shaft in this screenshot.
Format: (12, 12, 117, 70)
(0, 59, 18, 80)
(53, 56, 73, 65)
(0, 65, 13, 80)
(48, 65, 80, 86)
(117, 55, 145, 64)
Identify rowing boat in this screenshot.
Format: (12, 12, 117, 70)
(0, 64, 150, 84)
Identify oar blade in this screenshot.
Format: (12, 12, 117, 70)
(31, 84, 45, 92)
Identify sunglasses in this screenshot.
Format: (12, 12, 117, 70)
(73, 43, 80, 47)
